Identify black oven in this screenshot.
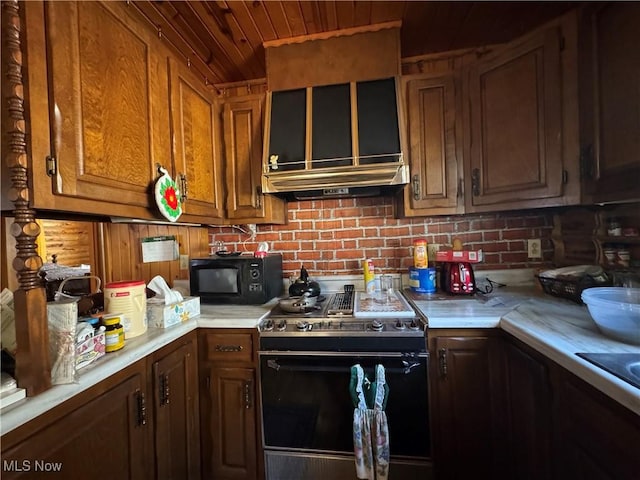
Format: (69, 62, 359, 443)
(189, 253, 282, 304)
(258, 290, 432, 480)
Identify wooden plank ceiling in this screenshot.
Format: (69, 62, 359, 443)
(133, 1, 578, 86)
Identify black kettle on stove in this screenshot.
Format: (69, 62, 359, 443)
(441, 262, 476, 295)
(289, 265, 321, 298)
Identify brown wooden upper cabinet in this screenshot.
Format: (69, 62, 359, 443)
(8, 1, 226, 224)
(222, 94, 287, 224)
(169, 58, 225, 223)
(463, 25, 565, 212)
(399, 12, 581, 218)
(401, 73, 463, 216)
(578, 2, 640, 204)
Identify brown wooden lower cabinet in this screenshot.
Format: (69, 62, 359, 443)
(0, 360, 151, 480)
(430, 330, 640, 480)
(151, 331, 200, 479)
(554, 369, 640, 480)
(0, 331, 200, 480)
(501, 338, 553, 480)
(427, 329, 506, 480)
(198, 329, 261, 480)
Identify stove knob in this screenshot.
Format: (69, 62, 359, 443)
(395, 320, 406, 330)
(276, 320, 287, 331)
(262, 319, 274, 332)
(371, 320, 384, 332)
(409, 319, 421, 331)
(296, 320, 309, 331)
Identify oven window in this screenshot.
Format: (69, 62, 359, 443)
(198, 268, 238, 293)
(260, 354, 430, 458)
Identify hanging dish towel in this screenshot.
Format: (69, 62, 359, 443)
(350, 364, 390, 480)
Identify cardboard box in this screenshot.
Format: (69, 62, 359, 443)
(435, 249, 483, 263)
(147, 296, 200, 329)
(75, 331, 106, 370)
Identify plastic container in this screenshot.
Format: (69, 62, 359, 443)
(581, 287, 640, 345)
(104, 280, 147, 338)
(413, 240, 428, 268)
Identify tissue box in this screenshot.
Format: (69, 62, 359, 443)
(147, 296, 200, 328)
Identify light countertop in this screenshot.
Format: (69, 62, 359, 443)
(406, 287, 640, 415)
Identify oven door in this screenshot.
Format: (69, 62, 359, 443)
(259, 351, 431, 478)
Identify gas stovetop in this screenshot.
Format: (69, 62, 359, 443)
(260, 287, 426, 337)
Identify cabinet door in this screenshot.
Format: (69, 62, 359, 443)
(152, 333, 200, 480)
(1, 362, 150, 480)
(464, 26, 564, 211)
(402, 74, 462, 216)
(429, 334, 505, 480)
(42, 1, 169, 213)
(200, 365, 258, 480)
(555, 371, 640, 480)
(503, 340, 553, 480)
(223, 95, 286, 224)
(169, 58, 225, 222)
(579, 3, 640, 203)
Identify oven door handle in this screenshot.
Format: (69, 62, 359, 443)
(260, 351, 427, 358)
(265, 353, 427, 375)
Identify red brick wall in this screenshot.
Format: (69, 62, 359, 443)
(208, 197, 554, 278)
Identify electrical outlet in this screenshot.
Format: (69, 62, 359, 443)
(179, 254, 189, 270)
(427, 243, 441, 262)
(247, 224, 257, 236)
(527, 239, 542, 259)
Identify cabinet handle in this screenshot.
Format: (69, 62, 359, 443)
(412, 174, 420, 201)
(244, 380, 253, 409)
(438, 348, 448, 378)
(471, 168, 480, 197)
(215, 344, 243, 352)
(255, 186, 262, 209)
(180, 173, 188, 202)
(136, 390, 147, 426)
(159, 373, 170, 406)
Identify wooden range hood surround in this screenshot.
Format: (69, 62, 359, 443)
(264, 21, 401, 91)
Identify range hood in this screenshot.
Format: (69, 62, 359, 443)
(262, 22, 407, 199)
(262, 159, 410, 200)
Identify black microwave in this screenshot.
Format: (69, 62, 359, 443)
(189, 254, 283, 305)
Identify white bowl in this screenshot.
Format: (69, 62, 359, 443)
(581, 287, 640, 345)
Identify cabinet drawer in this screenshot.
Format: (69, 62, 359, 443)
(203, 333, 253, 363)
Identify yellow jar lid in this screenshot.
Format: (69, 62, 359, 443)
(102, 315, 122, 326)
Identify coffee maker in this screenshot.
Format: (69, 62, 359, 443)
(441, 262, 476, 295)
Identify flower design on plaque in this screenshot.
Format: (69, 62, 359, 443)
(154, 165, 182, 222)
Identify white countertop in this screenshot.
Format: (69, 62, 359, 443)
(0, 301, 274, 437)
(406, 287, 640, 415)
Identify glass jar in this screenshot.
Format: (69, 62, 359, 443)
(102, 314, 125, 352)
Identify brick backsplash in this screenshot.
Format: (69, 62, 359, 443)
(208, 197, 554, 278)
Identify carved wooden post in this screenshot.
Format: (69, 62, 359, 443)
(2, 0, 51, 395)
